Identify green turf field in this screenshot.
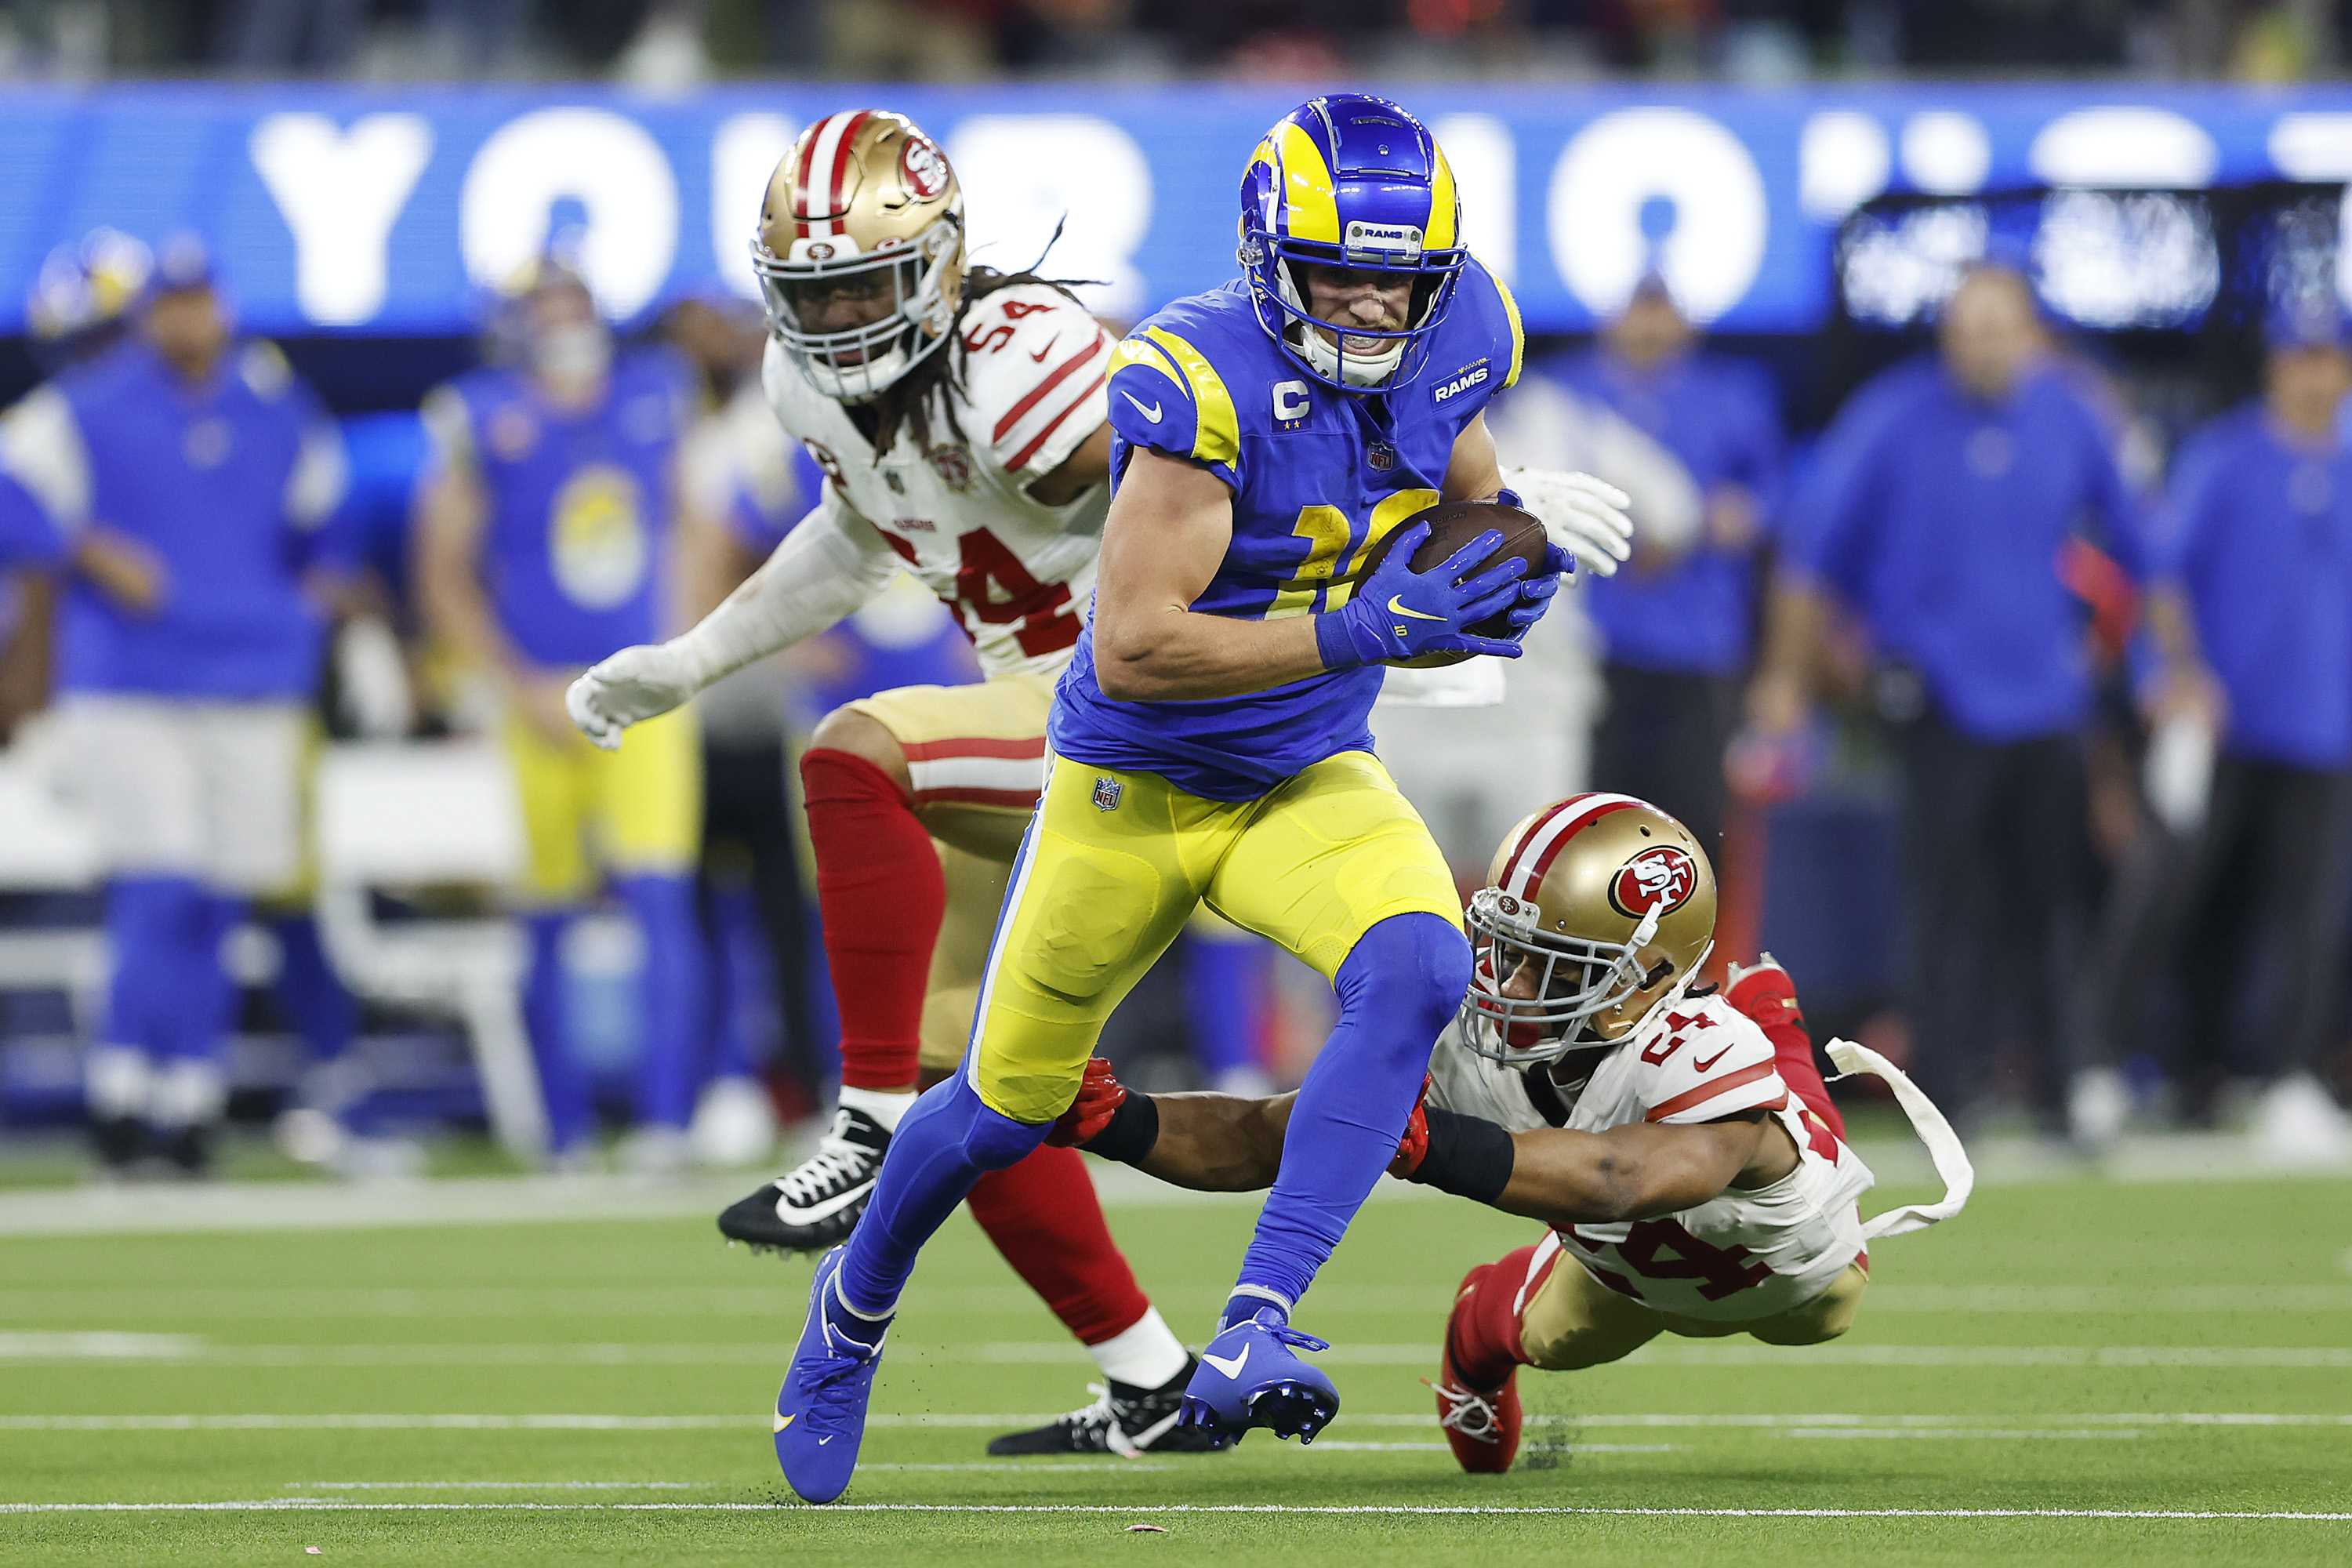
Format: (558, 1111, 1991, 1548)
(2, 1167, 2349, 1566)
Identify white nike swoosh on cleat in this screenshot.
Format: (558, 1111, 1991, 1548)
(1199, 1345, 1249, 1380)
(1388, 595, 1446, 622)
(817, 1436, 833, 1446)
(1120, 390, 1164, 423)
(772, 1179, 879, 1225)
(775, 1412, 793, 1432)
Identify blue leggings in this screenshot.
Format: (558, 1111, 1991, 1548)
(1232, 911, 1468, 1314)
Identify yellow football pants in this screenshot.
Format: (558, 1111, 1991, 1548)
(965, 749, 1462, 1122)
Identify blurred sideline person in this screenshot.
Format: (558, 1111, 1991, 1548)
(1552, 273, 1784, 862)
(0, 231, 176, 737)
(2093, 300, 2352, 1157)
(567, 111, 1215, 1455)
(1747, 260, 2169, 1135)
(416, 255, 709, 1169)
(0, 238, 350, 1175)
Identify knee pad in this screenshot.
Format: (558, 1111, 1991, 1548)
(1337, 912, 1474, 1047)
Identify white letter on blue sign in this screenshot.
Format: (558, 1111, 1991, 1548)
(250, 113, 434, 327)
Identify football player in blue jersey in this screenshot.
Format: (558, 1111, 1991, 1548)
(772, 94, 1638, 1501)
(415, 254, 711, 1167)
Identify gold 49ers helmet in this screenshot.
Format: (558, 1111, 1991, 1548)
(1459, 793, 1718, 1073)
(751, 109, 967, 404)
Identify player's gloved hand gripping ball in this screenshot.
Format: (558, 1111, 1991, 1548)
(1316, 514, 1544, 671)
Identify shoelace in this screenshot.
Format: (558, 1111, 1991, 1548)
(774, 1125, 880, 1207)
(1259, 1323, 1331, 1356)
(1049, 1384, 1135, 1457)
(1423, 1377, 1503, 1443)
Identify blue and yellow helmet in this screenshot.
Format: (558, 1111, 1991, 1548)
(1238, 94, 1467, 394)
(26, 227, 152, 366)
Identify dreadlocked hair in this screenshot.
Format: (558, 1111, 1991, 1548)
(865, 221, 1104, 458)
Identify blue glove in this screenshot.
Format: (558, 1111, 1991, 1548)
(1314, 521, 1532, 670)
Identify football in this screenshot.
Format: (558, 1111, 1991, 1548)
(1352, 498, 1552, 669)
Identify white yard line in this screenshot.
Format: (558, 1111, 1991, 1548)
(2, 1501, 2348, 1521)
(5, 1411, 2350, 1433)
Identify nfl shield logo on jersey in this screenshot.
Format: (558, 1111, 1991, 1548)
(1092, 775, 1124, 812)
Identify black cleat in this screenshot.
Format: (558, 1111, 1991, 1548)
(90, 1115, 150, 1174)
(987, 1358, 1231, 1457)
(153, 1122, 213, 1180)
(717, 1105, 889, 1254)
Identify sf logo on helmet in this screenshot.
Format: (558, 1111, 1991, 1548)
(900, 136, 949, 198)
(1608, 846, 1697, 918)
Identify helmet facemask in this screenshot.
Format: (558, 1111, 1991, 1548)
(751, 214, 962, 405)
(1457, 886, 1712, 1075)
(1243, 229, 1464, 392)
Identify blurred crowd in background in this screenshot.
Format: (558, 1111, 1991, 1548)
(4, 0, 2351, 85)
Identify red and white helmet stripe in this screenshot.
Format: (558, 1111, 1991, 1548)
(793, 110, 873, 241)
(1494, 792, 1644, 904)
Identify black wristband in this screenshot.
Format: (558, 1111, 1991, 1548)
(1083, 1091, 1161, 1165)
(1409, 1105, 1516, 1206)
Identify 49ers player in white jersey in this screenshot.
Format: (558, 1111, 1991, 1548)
(565, 109, 1214, 1456)
(1047, 793, 1972, 1468)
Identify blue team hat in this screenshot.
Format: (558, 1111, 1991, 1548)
(150, 232, 218, 295)
(2265, 293, 2352, 350)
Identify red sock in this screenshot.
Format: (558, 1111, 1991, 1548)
(966, 1143, 1151, 1347)
(1450, 1242, 1542, 1388)
(800, 748, 946, 1093)
(1727, 969, 1846, 1142)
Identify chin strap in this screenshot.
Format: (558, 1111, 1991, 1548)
(1826, 1039, 1976, 1240)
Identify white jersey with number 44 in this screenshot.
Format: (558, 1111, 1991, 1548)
(1427, 991, 1876, 1323)
(761, 283, 1111, 679)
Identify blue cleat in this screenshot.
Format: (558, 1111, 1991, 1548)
(1177, 1307, 1338, 1445)
(774, 1246, 892, 1503)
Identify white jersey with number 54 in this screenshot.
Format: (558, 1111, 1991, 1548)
(761, 283, 1111, 679)
(1428, 991, 1876, 1323)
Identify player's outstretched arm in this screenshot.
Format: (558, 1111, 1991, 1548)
(1047, 1057, 1297, 1192)
(567, 492, 897, 750)
(1403, 1105, 1769, 1226)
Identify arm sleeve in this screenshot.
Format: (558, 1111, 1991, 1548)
(0, 387, 93, 534)
(1780, 384, 1894, 601)
(960, 290, 1113, 484)
(0, 473, 67, 568)
(667, 485, 902, 686)
(285, 416, 351, 533)
(1638, 1008, 1789, 1127)
(1104, 325, 1243, 490)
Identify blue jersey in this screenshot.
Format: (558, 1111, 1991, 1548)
(3, 340, 347, 700)
(1784, 357, 2148, 742)
(1050, 259, 1525, 800)
(2160, 404, 2352, 768)
(424, 350, 691, 668)
(0, 474, 67, 570)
